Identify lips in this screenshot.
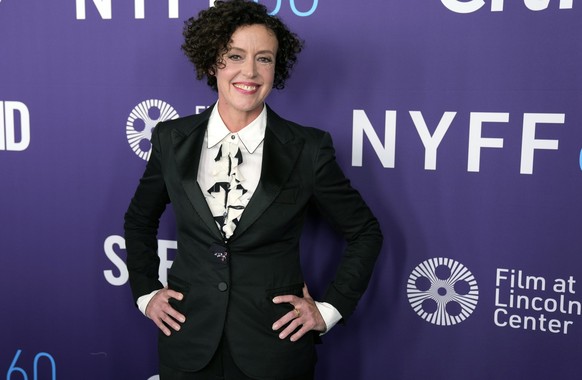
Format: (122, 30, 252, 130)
(233, 83, 259, 92)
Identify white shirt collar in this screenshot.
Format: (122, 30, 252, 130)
(207, 103, 267, 154)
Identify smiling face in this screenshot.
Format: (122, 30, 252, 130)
(214, 24, 278, 130)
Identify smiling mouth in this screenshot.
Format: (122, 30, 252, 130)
(233, 83, 259, 92)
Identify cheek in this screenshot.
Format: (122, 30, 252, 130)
(262, 67, 275, 84)
(216, 66, 235, 83)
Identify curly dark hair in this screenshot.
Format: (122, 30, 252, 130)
(182, 0, 303, 91)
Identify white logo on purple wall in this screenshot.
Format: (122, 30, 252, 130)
(407, 257, 479, 326)
(441, 0, 574, 13)
(1, 101, 30, 152)
(126, 99, 179, 161)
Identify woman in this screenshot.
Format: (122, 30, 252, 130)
(124, 1, 383, 379)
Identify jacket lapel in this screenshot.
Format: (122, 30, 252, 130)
(231, 107, 304, 240)
(171, 107, 224, 241)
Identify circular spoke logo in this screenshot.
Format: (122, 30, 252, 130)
(126, 99, 179, 161)
(407, 257, 479, 326)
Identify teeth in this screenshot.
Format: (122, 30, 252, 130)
(234, 84, 257, 91)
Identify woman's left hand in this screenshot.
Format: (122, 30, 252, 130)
(271, 283, 327, 342)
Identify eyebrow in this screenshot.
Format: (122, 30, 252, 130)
(228, 47, 276, 56)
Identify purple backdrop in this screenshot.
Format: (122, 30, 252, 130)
(1, 1, 581, 379)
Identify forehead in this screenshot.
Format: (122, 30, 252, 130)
(229, 24, 278, 51)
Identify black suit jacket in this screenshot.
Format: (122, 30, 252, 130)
(124, 105, 382, 378)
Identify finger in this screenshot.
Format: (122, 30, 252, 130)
(158, 298, 186, 327)
(147, 291, 186, 334)
(146, 292, 174, 317)
(290, 325, 312, 342)
(272, 295, 299, 304)
(166, 289, 184, 301)
(272, 309, 300, 331)
(160, 311, 183, 332)
(153, 318, 172, 336)
(151, 305, 183, 334)
(163, 304, 186, 324)
(279, 314, 316, 341)
(277, 318, 302, 340)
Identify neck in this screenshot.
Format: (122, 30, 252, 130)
(217, 103, 263, 133)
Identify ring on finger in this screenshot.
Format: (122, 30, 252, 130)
(294, 308, 301, 318)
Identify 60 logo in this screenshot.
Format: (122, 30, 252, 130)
(253, 0, 318, 17)
(5, 350, 56, 380)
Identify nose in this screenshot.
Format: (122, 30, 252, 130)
(242, 59, 257, 78)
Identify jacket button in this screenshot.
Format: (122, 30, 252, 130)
(218, 282, 228, 292)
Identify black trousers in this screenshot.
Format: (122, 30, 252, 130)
(159, 336, 315, 380)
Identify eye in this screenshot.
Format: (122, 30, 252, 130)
(258, 56, 274, 64)
(228, 54, 243, 61)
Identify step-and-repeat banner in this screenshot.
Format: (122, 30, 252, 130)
(2, 1, 581, 379)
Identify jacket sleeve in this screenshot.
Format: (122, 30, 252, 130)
(124, 124, 170, 304)
(312, 132, 383, 321)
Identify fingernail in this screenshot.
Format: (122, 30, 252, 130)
(272, 323, 277, 330)
(272, 297, 278, 303)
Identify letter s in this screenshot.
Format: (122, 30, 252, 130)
(103, 235, 129, 286)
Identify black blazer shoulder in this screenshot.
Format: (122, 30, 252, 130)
(155, 106, 212, 137)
